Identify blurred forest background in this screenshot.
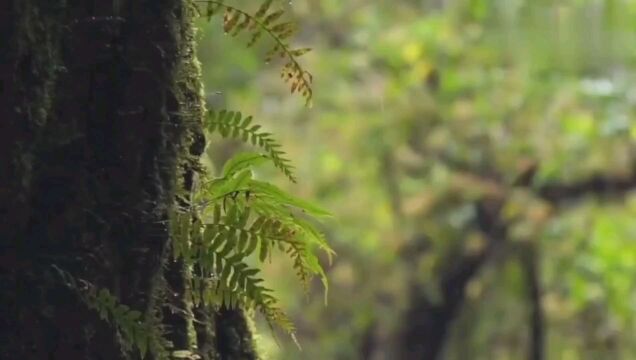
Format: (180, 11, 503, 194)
(197, 0, 636, 359)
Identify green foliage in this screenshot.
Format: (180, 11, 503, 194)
(43, 1, 325, 357)
(50, 0, 327, 354)
(196, 0, 314, 105)
(196, 0, 636, 358)
(52, 266, 171, 359)
(167, 0, 331, 341)
(170, 150, 333, 335)
(206, 109, 297, 182)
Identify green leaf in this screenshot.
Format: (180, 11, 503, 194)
(240, 115, 253, 128)
(249, 180, 332, 218)
(222, 152, 269, 178)
(208, 169, 253, 198)
(304, 250, 329, 304)
(126, 310, 142, 322)
(213, 204, 221, 223)
(172, 350, 196, 359)
(231, 169, 253, 190)
(259, 237, 269, 262)
(237, 230, 249, 253)
(137, 331, 148, 358)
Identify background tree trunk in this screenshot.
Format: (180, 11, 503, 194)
(392, 199, 505, 360)
(520, 242, 545, 360)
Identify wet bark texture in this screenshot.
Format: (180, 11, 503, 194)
(0, 0, 198, 358)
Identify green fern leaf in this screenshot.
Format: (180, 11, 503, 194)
(206, 110, 298, 182)
(248, 179, 332, 218)
(222, 152, 268, 178)
(293, 216, 335, 262)
(170, 3, 331, 337)
(52, 268, 170, 359)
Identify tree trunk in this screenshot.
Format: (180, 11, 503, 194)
(395, 244, 493, 360)
(0, 1, 257, 359)
(520, 242, 545, 360)
(215, 308, 260, 360)
(394, 199, 506, 360)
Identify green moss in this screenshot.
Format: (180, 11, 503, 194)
(3, 0, 65, 240)
(14, 0, 63, 128)
(164, 1, 216, 358)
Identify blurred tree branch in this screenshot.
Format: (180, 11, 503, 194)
(388, 150, 636, 359)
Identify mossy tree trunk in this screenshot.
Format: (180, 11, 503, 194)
(0, 1, 259, 359)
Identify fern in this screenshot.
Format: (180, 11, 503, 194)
(171, 163, 333, 334)
(52, 266, 171, 359)
(171, 206, 291, 333)
(168, 0, 329, 346)
(206, 109, 297, 182)
(196, 0, 314, 105)
(48, 0, 324, 354)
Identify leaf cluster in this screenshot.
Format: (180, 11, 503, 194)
(171, 106, 332, 338)
(171, 160, 333, 334)
(198, 0, 314, 105)
(47, 0, 325, 355)
(178, 0, 330, 345)
(206, 109, 297, 182)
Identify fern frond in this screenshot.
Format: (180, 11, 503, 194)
(172, 200, 297, 324)
(211, 191, 332, 288)
(169, 10, 330, 332)
(196, 0, 314, 105)
(209, 256, 295, 334)
(245, 194, 332, 299)
(172, 173, 333, 335)
(52, 266, 171, 359)
(221, 152, 269, 178)
(185, 216, 297, 334)
(248, 179, 332, 218)
(206, 110, 297, 182)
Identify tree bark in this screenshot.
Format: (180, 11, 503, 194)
(215, 308, 260, 360)
(0, 0, 207, 358)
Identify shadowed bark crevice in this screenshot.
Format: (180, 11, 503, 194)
(163, 258, 192, 352)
